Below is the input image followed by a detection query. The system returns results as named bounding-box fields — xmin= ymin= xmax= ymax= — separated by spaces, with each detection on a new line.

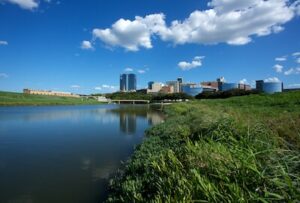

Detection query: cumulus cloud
xmin=70 ymin=85 xmax=80 ymax=89
xmin=292 ymin=52 xmax=300 ymax=63
xmin=0 ymin=73 xmax=8 ymax=78
xmin=89 ymin=0 xmax=297 ymax=51
xmin=273 ymin=64 xmax=284 ymax=73
xmin=178 ymin=56 xmax=204 ymax=71
xmin=292 ymin=52 xmax=300 ymax=57
xmin=275 ymin=57 xmax=287 ymax=61
xmin=81 ymin=40 xmax=93 ymax=50
xmin=264 ymin=77 xmax=281 ymax=82
xmin=0 ymin=41 xmax=8 ymax=45
xmin=94 ymin=87 xmax=102 ymax=90
xmin=284 ymin=67 xmax=300 ymax=75
xmin=4 ymin=0 xmax=38 ymax=10
xmin=124 ymin=68 xmax=133 ymax=72
xmin=92 ymin=13 xmax=167 ymax=51
xmin=239 ymin=78 xmax=248 ymax=84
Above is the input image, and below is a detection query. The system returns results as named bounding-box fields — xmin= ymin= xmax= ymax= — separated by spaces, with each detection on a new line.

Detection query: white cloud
xmin=178 ymin=56 xmax=204 ymax=71
xmin=264 ymin=77 xmax=280 ymax=82
xmin=70 ymin=85 xmax=80 ymax=89
xmin=92 ymin=14 xmax=166 ymax=51
xmin=239 ymin=78 xmax=248 ymax=84
xmin=102 ymin=84 xmax=117 ymax=89
xmin=90 ymin=0 xmax=297 ymax=51
xmin=124 ymin=67 xmax=133 ymax=72
xmin=288 ymin=84 xmax=300 ymax=88
xmin=81 ymin=40 xmax=93 ymax=50
xmin=275 ymin=57 xmax=287 ymax=61
xmin=292 ymin=52 xmax=300 ymax=57
xmin=0 ymin=73 xmax=8 ymax=78
xmin=5 ymin=0 xmax=38 ymax=10
xmin=137 ymin=70 xmax=146 ymax=74
xmin=297 ymin=58 xmax=300 ymax=64
xmin=273 ymin=64 xmax=283 ymax=73
xmin=284 ymin=68 xmax=300 ymax=75
xmin=94 ymin=85 xmax=117 ymax=92
xmin=0 ymin=41 xmax=8 ymax=46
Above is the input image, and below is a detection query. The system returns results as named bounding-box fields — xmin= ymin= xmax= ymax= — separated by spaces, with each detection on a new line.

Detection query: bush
xmin=151 ymin=93 xmax=193 ymax=101
xmin=195 ymin=89 xmax=259 ymax=99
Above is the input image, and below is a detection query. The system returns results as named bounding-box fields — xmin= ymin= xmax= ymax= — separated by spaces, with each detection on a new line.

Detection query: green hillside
xmin=0 ymin=91 xmax=101 ymax=106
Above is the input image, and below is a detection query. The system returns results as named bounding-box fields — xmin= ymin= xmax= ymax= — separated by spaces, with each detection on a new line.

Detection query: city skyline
xmin=1 ymin=0 xmax=300 ymax=94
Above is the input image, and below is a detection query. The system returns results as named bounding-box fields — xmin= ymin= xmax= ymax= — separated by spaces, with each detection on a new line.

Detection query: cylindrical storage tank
xmin=181 ymin=85 xmax=203 ymax=96
xmin=262 ymin=82 xmax=282 ymax=94
xmin=220 ymin=83 xmax=238 ymax=91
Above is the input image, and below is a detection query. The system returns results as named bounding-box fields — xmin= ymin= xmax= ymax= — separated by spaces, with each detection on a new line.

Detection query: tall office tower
xmin=128 ymin=73 xmax=137 ymax=91
xmin=120 ymin=74 xmax=127 ymax=92
xmin=177 ymin=77 xmax=183 ymax=92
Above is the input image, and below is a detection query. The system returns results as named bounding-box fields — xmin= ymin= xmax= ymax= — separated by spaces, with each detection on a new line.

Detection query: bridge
xmin=110 ymin=100 xmax=150 ymax=104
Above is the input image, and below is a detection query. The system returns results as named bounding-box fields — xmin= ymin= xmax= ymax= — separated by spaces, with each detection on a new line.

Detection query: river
xmin=0 ymin=104 xmax=164 ymax=203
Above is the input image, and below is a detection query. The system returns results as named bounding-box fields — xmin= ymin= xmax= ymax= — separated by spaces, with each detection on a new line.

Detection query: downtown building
xmin=120 ymin=73 xmax=137 ymax=92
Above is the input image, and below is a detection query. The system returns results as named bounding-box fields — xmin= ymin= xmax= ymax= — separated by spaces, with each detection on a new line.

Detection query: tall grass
xmin=106 ymin=91 xmax=300 ymax=202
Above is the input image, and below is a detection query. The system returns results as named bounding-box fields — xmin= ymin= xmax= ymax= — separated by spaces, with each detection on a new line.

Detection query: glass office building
xmin=120 ymin=73 xmax=136 ymax=92
xmin=128 ymin=74 xmax=136 ymax=91
xmin=120 ymin=74 xmax=127 ymax=92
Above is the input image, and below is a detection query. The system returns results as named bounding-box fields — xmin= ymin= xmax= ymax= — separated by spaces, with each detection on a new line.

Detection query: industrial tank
xmin=181 ymin=85 xmax=203 ymax=96
xmin=263 ymin=82 xmax=282 ymax=94
xmin=220 ymin=83 xmax=238 ymax=91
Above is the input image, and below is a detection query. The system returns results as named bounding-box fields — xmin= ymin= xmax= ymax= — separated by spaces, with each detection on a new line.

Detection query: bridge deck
xmin=111 ymin=100 xmax=150 ymax=104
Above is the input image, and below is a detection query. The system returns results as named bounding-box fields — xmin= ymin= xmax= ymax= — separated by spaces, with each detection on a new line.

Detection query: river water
xmin=0 ymin=104 xmax=164 ymax=203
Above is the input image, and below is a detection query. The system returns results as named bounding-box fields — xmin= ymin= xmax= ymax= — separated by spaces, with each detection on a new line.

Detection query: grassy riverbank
xmin=0 ymin=91 xmax=101 ymax=106
xmin=107 ymin=91 xmax=300 ymax=202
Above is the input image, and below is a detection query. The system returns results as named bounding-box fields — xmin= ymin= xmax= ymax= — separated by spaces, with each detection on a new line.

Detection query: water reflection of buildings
xmin=120 ymin=112 xmax=137 ymax=134
xmin=116 ymin=107 xmax=164 ymax=135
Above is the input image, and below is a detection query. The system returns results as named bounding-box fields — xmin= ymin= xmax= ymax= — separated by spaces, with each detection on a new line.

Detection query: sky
xmin=0 ymin=0 xmax=300 ymax=94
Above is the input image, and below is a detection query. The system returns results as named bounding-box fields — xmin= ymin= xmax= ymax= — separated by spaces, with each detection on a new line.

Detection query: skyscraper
xmin=128 ymin=73 xmax=136 ymax=91
xmin=120 ymin=74 xmax=127 ymax=92
xmin=119 ymin=73 xmax=137 ymax=92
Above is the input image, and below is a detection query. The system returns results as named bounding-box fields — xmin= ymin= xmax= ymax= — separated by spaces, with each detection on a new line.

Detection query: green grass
xmin=106 ymin=91 xmax=300 ymax=202
xmin=0 ymin=91 xmax=102 ymax=106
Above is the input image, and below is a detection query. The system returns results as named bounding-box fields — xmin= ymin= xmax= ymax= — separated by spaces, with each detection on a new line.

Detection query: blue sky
xmin=0 ymin=0 xmax=300 ymax=94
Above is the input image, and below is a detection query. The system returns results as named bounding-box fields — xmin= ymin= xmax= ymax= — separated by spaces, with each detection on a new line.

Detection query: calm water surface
xmin=0 ymin=104 xmax=164 ymax=203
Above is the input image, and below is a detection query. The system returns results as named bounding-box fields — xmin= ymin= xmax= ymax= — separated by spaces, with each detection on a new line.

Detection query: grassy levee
xmin=0 ymin=91 xmax=101 ymax=106
xmin=107 ymin=91 xmax=300 ymax=202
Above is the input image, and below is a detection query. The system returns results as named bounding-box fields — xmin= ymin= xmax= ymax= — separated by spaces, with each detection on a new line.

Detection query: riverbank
xmin=0 ymin=91 xmax=102 ymax=106
xmin=106 ymin=91 xmax=300 ymax=202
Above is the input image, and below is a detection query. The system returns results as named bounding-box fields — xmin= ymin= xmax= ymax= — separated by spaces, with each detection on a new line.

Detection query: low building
xmin=238 ymin=84 xmax=252 ymax=91
xmin=181 ymin=83 xmax=203 ymax=96
xmin=159 ymin=86 xmax=174 ymax=94
xmin=147 ymin=82 xmax=163 ymax=93
xmin=201 ymin=77 xmax=226 ymax=91
xmin=23 ymin=89 xmax=80 ymax=98
xmin=166 ymin=81 xmax=180 ymax=93
xmin=219 ymin=82 xmax=251 ymax=92
xmin=220 ymin=83 xmax=239 ymax=91
xmin=202 ymin=85 xmax=218 ymax=92
xmin=97 ymin=96 xmax=110 ymax=102
xmin=256 ymin=80 xmax=283 ymax=94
